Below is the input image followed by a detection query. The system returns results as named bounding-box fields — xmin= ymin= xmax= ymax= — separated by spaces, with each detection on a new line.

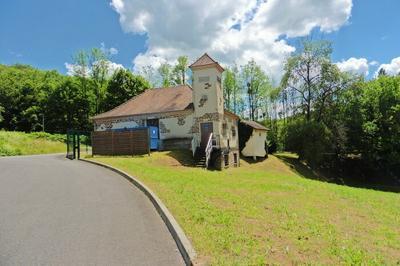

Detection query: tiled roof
xmin=92 ymin=85 xmax=193 ymax=120
xmin=240 ymin=120 xmax=268 ymax=131
xmin=189 ymin=53 xmax=224 ymax=72
xmin=224 ymin=109 xmax=240 ymax=119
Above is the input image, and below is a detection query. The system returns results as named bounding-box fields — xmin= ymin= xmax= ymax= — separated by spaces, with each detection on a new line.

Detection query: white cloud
xmin=65 ymin=60 xmax=125 ymax=77
xmin=369 ymin=60 xmax=379 ymax=66
xmin=377 ymin=57 xmax=400 ymax=76
xmin=336 ymin=57 xmax=369 ymax=76
xmin=65 ymin=62 xmax=90 ymax=77
xmin=109 ymin=47 xmax=119 ymax=55
xmin=101 ymin=42 xmax=119 ymax=56
xmin=110 ymin=0 xmax=353 ymax=80
xmin=104 ymin=61 xmax=125 ymax=75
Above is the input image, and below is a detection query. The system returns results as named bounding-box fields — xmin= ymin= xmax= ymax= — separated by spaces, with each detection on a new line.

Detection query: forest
xmin=0 ymin=40 xmax=399 ymax=180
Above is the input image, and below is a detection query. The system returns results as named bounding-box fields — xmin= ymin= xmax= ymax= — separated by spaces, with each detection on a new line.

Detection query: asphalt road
xmin=0 ymin=154 xmax=184 ymax=265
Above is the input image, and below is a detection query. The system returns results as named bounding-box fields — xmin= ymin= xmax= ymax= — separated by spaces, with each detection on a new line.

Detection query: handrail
xmin=205 ymin=133 xmax=214 ymax=168
xmin=191 ymin=137 xmax=198 ymax=157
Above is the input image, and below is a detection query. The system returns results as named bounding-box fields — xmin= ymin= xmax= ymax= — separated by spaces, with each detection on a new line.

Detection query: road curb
xmin=0 ymin=153 xmax=65 ymax=159
xmin=79 ymin=158 xmax=196 ymax=266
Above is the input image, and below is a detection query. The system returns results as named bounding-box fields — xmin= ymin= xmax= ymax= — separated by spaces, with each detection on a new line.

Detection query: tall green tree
xmin=378 ymin=68 xmax=387 ymax=77
xmin=223 ymin=66 xmax=241 ymax=113
xmin=280 ymin=40 xmax=333 ymax=121
xmin=158 ymin=63 xmax=172 ymax=87
xmin=172 ymin=56 xmax=189 ymax=85
xmin=103 ymin=69 xmax=150 ymax=110
xmin=139 ymin=65 xmax=158 ymax=87
xmin=71 ymin=47 xmax=111 ymax=114
xmin=45 ymin=77 xmax=93 ymax=132
xmin=242 ymin=59 xmax=271 ymax=121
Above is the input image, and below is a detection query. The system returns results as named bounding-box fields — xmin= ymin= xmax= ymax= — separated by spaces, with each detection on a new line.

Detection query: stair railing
xmin=205 ymin=133 xmax=214 ymax=168
xmin=191 ymin=137 xmax=198 ymax=157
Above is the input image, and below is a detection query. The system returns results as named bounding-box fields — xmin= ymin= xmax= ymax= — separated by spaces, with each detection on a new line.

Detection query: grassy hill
xmin=89 ymin=151 xmax=400 ymax=265
xmin=0 ymin=131 xmax=66 ymax=156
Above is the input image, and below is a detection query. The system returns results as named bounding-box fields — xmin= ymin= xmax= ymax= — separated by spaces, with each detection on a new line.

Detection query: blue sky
xmin=1 ymin=0 xmax=399 ymax=78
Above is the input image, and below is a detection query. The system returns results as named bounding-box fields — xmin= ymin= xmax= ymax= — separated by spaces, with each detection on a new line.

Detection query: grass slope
xmin=0 ymin=131 xmax=66 ymax=156
xmin=90 ymin=151 xmax=400 ymax=265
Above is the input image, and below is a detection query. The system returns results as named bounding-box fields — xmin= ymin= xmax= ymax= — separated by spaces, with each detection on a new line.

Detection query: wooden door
xmin=200 ymin=122 xmax=213 ymax=149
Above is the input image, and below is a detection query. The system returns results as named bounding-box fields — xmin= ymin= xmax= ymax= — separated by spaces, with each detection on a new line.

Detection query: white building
xmin=92 ymin=53 xmax=240 ymax=169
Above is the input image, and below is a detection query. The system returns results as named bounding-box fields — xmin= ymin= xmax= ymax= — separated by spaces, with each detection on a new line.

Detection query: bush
xmin=30 ymin=132 xmax=66 ymax=142
xmin=284 ymin=120 xmax=333 ymax=167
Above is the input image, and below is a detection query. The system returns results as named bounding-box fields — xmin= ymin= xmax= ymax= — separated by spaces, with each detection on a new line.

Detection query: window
xmin=199 ymin=76 xmax=210 ymax=83
xmin=231 ymin=126 xmax=236 ymax=137
xmin=233 ymin=153 xmax=238 ymax=166
xmin=222 ymin=123 xmax=227 ymax=136
xmin=217 ymin=76 xmax=221 ymax=83
xmin=224 ymin=154 xmax=229 ymax=166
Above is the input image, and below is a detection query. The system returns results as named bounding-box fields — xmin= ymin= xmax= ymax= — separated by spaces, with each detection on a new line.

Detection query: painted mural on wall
xmin=198 ymin=95 xmax=208 ymax=107
xmin=159 ymin=121 xmax=170 ymax=134
xmin=188 ymin=112 xmax=222 ymax=134
xmin=94 ymin=110 xmax=193 ymax=131
xmin=177 ymin=117 xmax=185 ymax=126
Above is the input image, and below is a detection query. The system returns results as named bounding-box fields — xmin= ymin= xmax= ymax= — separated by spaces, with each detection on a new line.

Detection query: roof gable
xmin=93 ymin=85 xmax=193 ymax=120
xmin=189 ymin=53 xmax=224 ymax=72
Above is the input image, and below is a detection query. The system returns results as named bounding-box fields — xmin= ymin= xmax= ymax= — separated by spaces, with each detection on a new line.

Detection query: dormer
xmin=190 ymin=53 xmax=225 ymax=118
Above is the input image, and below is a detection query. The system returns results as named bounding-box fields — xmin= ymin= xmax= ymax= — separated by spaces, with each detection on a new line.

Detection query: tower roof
xmin=189 ymin=53 xmax=224 ymax=72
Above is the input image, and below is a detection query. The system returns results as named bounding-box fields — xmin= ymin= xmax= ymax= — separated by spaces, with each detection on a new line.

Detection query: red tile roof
xmin=92 ymin=85 xmax=193 ymax=120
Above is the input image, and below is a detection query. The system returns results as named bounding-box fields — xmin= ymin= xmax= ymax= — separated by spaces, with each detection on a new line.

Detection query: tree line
xmin=0 ymin=49 xmax=150 ymax=133
xmin=0 ymin=41 xmax=398 ymax=178
xmin=220 ymin=40 xmax=400 ymax=178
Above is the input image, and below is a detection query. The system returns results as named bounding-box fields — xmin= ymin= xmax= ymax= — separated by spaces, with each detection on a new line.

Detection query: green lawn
xmin=89 ymin=151 xmax=400 ymax=265
xmin=0 ymin=131 xmax=66 ymax=156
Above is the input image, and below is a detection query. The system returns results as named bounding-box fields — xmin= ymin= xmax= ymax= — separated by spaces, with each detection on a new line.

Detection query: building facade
xmin=92 ymin=53 xmax=240 ymax=169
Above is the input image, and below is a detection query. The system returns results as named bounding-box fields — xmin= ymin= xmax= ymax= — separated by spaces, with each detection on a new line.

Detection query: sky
xmin=1 ymin=0 xmax=399 ymax=81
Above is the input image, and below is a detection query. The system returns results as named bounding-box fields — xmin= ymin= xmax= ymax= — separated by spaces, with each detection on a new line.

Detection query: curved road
xmin=0 ymin=154 xmax=184 ymax=265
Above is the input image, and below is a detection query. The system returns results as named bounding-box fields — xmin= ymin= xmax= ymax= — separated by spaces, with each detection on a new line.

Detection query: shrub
xmin=30 ymin=132 xmax=66 ymax=142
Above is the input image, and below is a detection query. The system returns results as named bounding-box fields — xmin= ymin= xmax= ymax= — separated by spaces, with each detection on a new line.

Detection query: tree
xmin=71 ymin=47 xmax=111 ymax=114
xmin=0 ymin=105 xmax=4 ymax=123
xmin=378 ymin=67 xmax=387 ymax=77
xmin=158 ymin=63 xmax=172 ymax=87
xmin=45 ymin=77 xmax=93 ymax=132
xmin=173 ymin=56 xmax=189 ymax=85
xmin=0 ymin=64 xmax=64 ymax=132
xmin=242 ymin=60 xmax=271 ymax=121
xmin=223 ymin=66 xmax=241 ymax=113
xmin=280 ymin=40 xmax=333 ymax=121
xmin=103 ymin=69 xmax=150 ymax=110
xmin=139 ymin=65 xmax=158 ymax=87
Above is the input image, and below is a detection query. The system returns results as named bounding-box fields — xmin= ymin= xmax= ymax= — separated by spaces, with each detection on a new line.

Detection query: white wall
xmin=241 ymin=129 xmax=267 ymax=157
xmin=94 ymin=112 xmax=194 ymax=141
xmin=192 ymin=67 xmax=223 ymax=118
xmin=219 ymin=115 xmax=239 ymax=149
xmin=159 ymin=113 xmax=194 ymax=140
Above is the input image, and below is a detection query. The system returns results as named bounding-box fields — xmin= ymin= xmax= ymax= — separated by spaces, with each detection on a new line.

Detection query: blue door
xmin=149 ymin=126 xmax=159 ymax=150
